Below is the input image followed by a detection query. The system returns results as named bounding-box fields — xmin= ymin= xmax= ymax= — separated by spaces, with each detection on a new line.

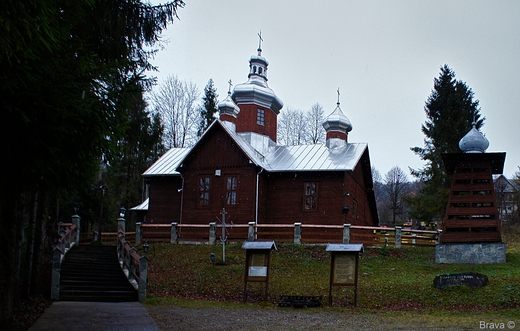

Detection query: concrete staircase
xmin=59 ymin=245 xmax=138 ymax=302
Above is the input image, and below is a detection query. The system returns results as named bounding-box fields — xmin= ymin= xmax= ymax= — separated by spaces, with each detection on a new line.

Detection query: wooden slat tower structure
xmin=440 ymin=123 xmax=506 ymax=244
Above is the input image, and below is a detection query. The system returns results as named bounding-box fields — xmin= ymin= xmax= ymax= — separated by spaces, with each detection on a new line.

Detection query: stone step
xmin=59 ymin=245 xmax=137 ymax=302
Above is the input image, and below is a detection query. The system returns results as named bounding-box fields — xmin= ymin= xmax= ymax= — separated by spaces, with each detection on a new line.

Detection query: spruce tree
xmin=198 ymin=79 xmax=219 ymax=136
xmin=0 ymin=0 xmax=184 ymax=322
xmin=406 ymin=64 xmax=484 ymax=223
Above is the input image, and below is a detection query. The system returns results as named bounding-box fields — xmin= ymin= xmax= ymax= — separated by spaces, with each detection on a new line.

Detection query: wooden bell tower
xmin=441 ymin=153 xmax=506 ymax=243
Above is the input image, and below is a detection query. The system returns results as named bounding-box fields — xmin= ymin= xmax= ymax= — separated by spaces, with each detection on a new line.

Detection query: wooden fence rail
xmin=136 ymin=222 xmax=440 ymax=248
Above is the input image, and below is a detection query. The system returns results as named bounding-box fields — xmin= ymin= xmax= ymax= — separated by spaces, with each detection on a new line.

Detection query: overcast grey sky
xmin=149 ymin=0 xmax=520 ymax=178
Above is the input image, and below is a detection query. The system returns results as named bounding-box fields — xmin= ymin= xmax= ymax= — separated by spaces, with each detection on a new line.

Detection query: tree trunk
xmin=0 ymin=193 xmax=22 ymax=323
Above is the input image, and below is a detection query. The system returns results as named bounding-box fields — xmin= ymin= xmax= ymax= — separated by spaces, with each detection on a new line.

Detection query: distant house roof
xmin=493 ymin=174 xmax=519 ymax=192
xmin=143 ymin=120 xmax=369 ymax=177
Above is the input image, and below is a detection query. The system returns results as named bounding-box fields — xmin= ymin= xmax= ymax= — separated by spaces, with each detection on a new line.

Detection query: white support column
xmin=209 ymin=222 xmax=216 ymax=245
xmin=71 ymin=214 xmax=81 ymax=245
xmin=248 ymin=222 xmax=255 ymax=241
xmin=135 ymin=223 xmax=142 ymax=245
xmin=117 ymin=217 xmax=126 ymax=237
xmin=394 ymin=226 xmax=402 ymax=249
xmin=343 ymin=224 xmax=351 ymax=244
xmin=171 ymin=222 xmax=178 ymax=244
xmin=138 ymin=256 xmax=148 ymax=301
xmin=51 ymin=248 xmax=62 ymax=300
xmin=294 ymin=222 xmax=302 ymax=244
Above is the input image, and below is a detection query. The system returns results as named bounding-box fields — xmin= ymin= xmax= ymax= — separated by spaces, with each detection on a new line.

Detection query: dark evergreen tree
xmin=104 ymin=78 xmax=165 ymax=227
xmin=0 ymin=0 xmax=183 ymax=322
xmin=406 ymin=64 xmax=484 ymax=223
xmin=198 ymin=79 xmax=219 ymax=136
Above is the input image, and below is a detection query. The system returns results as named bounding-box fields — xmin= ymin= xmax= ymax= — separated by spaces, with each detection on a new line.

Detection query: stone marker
xmin=433 ymin=272 xmax=488 ymax=289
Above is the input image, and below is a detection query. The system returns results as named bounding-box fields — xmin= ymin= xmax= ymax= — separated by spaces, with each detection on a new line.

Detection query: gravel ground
xmin=147 ymin=306 xmax=479 ymax=331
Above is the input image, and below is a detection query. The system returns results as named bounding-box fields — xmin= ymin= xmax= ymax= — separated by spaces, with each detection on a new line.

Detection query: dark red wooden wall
xmin=235 ymin=104 xmax=278 ymax=143
xmin=146 ymin=176 xmax=182 ymax=224
xmin=145 ymin=124 xmax=378 ymax=228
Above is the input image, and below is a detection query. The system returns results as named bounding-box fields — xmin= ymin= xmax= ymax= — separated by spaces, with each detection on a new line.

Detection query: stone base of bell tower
xmin=435 ymin=242 xmax=506 ymax=264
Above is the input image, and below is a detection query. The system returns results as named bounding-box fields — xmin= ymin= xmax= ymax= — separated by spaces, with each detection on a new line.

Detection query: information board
xmin=332 ymin=253 xmax=357 ymax=285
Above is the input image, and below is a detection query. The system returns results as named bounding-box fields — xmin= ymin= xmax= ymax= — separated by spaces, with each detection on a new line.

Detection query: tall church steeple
xmin=231 ymin=33 xmax=283 ymax=143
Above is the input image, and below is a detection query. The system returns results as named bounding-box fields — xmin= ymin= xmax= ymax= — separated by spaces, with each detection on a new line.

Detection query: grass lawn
xmin=144 ymin=230 xmax=520 ymax=321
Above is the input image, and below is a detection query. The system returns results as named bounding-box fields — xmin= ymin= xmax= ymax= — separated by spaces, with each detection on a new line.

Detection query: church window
xmin=199 ymin=177 xmax=210 ymax=206
xmin=352 ymin=200 xmax=358 ymax=219
xmin=226 ymin=176 xmax=238 ymax=205
xmin=304 ymin=182 xmax=318 ymax=211
xmin=257 ymin=109 xmax=265 ymax=126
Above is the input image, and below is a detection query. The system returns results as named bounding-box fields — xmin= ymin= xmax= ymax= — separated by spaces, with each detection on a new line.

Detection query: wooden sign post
xmin=242 ymin=241 xmax=277 ymax=302
xmin=326 ymin=243 xmax=364 ymax=306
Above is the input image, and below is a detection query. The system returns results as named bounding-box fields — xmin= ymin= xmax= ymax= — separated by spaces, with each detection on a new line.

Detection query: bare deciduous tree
xmin=278 ymin=108 xmax=307 ymax=146
xmin=151 ymin=75 xmax=200 ymax=148
xmin=307 ymin=103 xmax=326 ymax=144
xmin=384 ymin=166 xmax=410 ymax=225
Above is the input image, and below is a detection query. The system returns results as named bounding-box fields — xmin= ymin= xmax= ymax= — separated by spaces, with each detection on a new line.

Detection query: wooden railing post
xmin=437 ymin=229 xmax=442 ymax=245
xmin=135 ymin=222 xmax=141 ymax=245
xmin=248 ymin=222 xmax=255 ymax=241
xmin=118 ymin=217 xmax=126 ymax=237
xmin=171 ymin=222 xmax=178 ymax=244
xmin=343 ymin=224 xmax=351 ymax=244
xmin=51 ymin=247 xmax=62 ymax=300
xmin=138 ymin=256 xmax=148 ymax=301
xmin=71 ymin=214 xmax=81 ymax=245
xmin=294 ymin=222 xmax=302 ymax=244
xmin=394 ymin=226 xmax=402 ymax=248
xmin=209 ymin=222 xmax=216 ymax=245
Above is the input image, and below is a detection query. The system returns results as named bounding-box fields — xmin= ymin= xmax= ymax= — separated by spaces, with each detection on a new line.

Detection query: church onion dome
xmin=218 ymin=91 xmax=240 ymax=118
xmin=459 ymin=122 xmax=489 ymax=153
xmin=231 ymin=46 xmax=283 ymax=114
xmin=322 ymin=102 xmax=353 ymax=134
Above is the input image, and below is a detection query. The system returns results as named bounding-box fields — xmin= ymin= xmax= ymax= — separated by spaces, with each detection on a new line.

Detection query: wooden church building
xmin=133 ymin=44 xmax=379 ymax=239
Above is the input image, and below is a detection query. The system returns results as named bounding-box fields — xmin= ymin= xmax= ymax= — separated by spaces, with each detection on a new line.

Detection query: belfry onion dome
xmin=458 ymin=122 xmax=489 ymax=153
xmin=231 ymin=44 xmax=283 ymax=114
xmin=218 ymin=90 xmax=240 ymax=118
xmin=322 ymin=100 xmax=353 ymax=134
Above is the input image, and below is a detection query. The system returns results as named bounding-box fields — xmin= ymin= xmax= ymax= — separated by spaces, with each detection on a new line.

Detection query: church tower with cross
xmin=226 ymin=31 xmax=283 ymax=146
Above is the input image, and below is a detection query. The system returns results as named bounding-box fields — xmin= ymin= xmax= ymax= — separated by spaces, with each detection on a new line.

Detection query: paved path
xmin=29 ymin=301 xmax=160 ymax=331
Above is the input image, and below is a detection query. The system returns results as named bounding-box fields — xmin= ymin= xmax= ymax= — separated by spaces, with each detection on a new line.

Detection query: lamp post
xmin=119 ymin=207 xmax=126 ymax=218
xmin=118 ymin=207 xmax=127 ymax=236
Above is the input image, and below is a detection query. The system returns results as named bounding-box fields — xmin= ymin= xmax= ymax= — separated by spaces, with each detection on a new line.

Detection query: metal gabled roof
xmin=142 ymin=119 xmax=368 ymax=177
xmin=264 ymin=143 xmax=367 ymax=172
xmin=142 ymin=147 xmax=190 ymax=177
xmin=219 ymin=121 xmax=269 ymax=167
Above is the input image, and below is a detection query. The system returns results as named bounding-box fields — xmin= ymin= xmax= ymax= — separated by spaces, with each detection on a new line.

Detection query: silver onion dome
xmin=459 ymin=122 xmax=489 ymax=153
xmin=322 ymin=102 xmax=353 ymax=134
xmin=218 ymin=91 xmax=240 ymax=118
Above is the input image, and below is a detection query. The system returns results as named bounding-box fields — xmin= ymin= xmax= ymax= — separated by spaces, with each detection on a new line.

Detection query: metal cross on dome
xmin=337 ymin=88 xmax=341 ymax=105
xmin=257 ymin=30 xmax=263 ymax=54
xmin=227 ymin=79 xmax=233 ymax=94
